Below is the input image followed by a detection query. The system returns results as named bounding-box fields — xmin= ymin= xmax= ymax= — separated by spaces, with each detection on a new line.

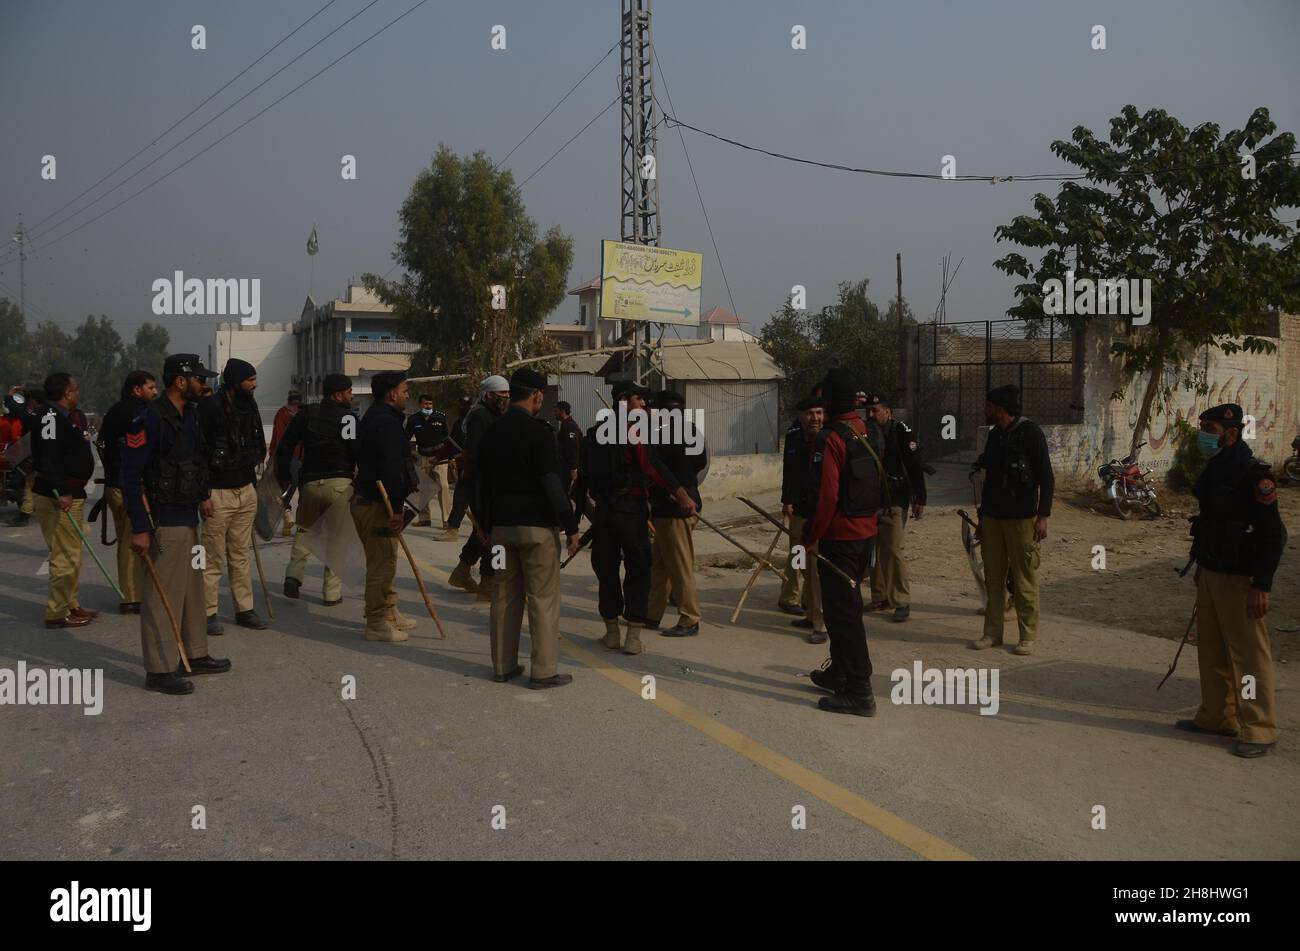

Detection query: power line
xmin=26 ymin=0 xmax=432 ymax=257
xmin=26 ymin=0 xmax=344 ymax=239
xmin=517 ymin=96 xmax=620 ymax=189
xmin=26 ymin=0 xmax=387 ymax=247
xmin=495 ymin=42 xmax=618 ymax=172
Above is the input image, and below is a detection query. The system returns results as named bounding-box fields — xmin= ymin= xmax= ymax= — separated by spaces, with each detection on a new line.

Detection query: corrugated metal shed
xmin=679 ymin=380 xmax=781 ymax=455
xmin=551 ymin=353 xmax=613 ymax=432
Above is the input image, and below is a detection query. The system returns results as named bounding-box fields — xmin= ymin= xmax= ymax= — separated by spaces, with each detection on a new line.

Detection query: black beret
xmin=1198 ymin=403 xmax=1245 ymax=428
xmin=795 ymin=396 xmax=824 ymax=412
xmin=323 ymin=374 xmax=351 ymax=396
xmin=510 ymin=367 xmax=548 ymax=391
xmin=654 ymin=389 xmax=685 ymax=407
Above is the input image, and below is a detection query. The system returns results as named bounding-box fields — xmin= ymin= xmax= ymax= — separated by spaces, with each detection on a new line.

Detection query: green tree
xmin=67 ymin=315 xmax=125 ymax=413
xmin=994 ymin=105 xmax=1300 ymax=457
xmin=362 ymin=146 xmax=574 ymax=389
xmin=0 ymin=299 xmax=29 ymax=389
xmin=27 ymin=321 xmax=73 ymax=388
xmin=122 ymin=322 xmax=171 ymax=379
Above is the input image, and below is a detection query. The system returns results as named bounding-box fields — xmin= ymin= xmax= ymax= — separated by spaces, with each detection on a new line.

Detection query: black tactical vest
xmin=301 ymin=402 xmax=355 ymax=481
xmin=824 ymin=420 xmax=884 ymax=517
xmin=584 ymin=428 xmax=640 ymax=499
xmin=209 ymin=389 xmax=262 ymax=472
xmin=144 ymin=398 xmax=208 ymax=505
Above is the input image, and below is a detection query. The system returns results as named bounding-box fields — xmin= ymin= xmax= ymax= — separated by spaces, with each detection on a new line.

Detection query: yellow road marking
xmin=560 ymin=636 xmax=975 ymax=861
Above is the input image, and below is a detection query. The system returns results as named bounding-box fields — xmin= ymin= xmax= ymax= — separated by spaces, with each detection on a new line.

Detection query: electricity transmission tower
xmin=620 ymin=0 xmax=660 ymax=384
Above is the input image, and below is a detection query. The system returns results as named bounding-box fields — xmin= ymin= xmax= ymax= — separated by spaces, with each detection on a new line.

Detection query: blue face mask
xmin=420 ymin=408 xmax=432 ymax=416
xmin=1197 ymin=431 xmax=1222 ymax=457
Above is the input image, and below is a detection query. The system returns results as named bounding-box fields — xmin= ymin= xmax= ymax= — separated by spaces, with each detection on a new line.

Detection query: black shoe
xmin=892 ymin=605 xmax=911 ymax=622
xmin=528 ymin=673 xmax=574 ymax=690
xmin=206 ymin=615 xmax=224 ymax=636
xmin=809 ymin=665 xmax=844 ymax=693
xmin=235 ymin=610 xmax=268 ymax=630
xmin=145 ymin=672 xmax=194 ymax=695
xmin=179 ymin=655 xmax=231 ymax=675
xmin=322 ymin=598 xmax=342 ymax=607
xmin=283 ymin=578 xmax=301 ymax=599
xmin=808 ymin=630 xmax=828 ymax=645
xmin=1174 ymin=719 xmax=1238 ymax=738
xmin=778 ymin=602 xmax=805 ymax=616
xmin=119 ymin=602 xmax=141 ymax=615
xmin=643 ymin=619 xmax=661 ymax=631
xmin=791 ymin=617 xmax=813 ymax=629
xmin=493 ymin=664 xmax=525 ymax=683
xmin=661 ymin=622 xmax=700 ymax=637
xmin=1233 ymin=740 xmax=1275 ymax=758
xmin=818 ymin=690 xmax=877 ymax=717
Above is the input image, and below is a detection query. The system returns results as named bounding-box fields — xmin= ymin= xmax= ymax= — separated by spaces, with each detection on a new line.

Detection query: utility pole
xmin=12 ymin=216 xmax=26 ymax=321
xmin=620 ymin=0 xmax=659 ymax=385
xmin=896 ymin=252 xmax=906 ymax=408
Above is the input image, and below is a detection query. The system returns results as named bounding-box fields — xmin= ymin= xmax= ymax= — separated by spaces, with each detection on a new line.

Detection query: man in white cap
xmin=446 ymin=375 xmax=510 ymax=600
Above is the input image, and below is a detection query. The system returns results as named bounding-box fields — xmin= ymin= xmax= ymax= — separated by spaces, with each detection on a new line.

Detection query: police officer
xmin=475 ymin=368 xmax=582 ymax=687
xmin=351 ymin=370 xmax=418 ymax=642
xmin=646 ymin=389 xmax=707 ymax=638
xmin=446 ymin=376 xmax=510 ymax=598
xmin=969 ymin=384 xmax=1054 ymax=655
xmin=198 ymin=358 xmax=268 ymax=634
xmin=778 ymin=397 xmax=826 ymax=643
xmin=574 ymin=382 xmax=694 ymax=655
xmin=554 ymin=401 xmax=582 ymax=495
xmin=1179 ymin=403 xmax=1287 ymax=758
xmin=98 ymin=370 xmax=158 ymax=614
xmin=30 ymin=372 xmax=98 ymax=628
xmin=405 ymin=394 xmax=451 ymax=528
xmin=268 ymin=391 xmax=302 ymax=536
xmin=120 ymin=355 xmax=230 ymax=694
xmin=803 ymin=369 xmax=883 ymax=716
xmin=278 ymin=373 xmax=357 ymax=607
xmin=866 ymin=394 xmax=927 ymax=622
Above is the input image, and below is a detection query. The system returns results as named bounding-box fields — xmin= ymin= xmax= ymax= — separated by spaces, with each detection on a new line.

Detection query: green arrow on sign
xmin=650 ymin=306 xmax=691 ymax=318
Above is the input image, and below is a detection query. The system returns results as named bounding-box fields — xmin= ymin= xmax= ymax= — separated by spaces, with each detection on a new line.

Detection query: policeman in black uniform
xmin=865 ymin=394 xmax=927 ymax=622
xmin=1178 ymin=403 xmax=1287 ymax=758
xmin=447 ymin=376 xmax=510 ymax=597
xmin=120 ymin=354 xmax=231 ymax=695
xmin=405 ymin=394 xmax=451 ymax=527
xmin=553 ymin=401 xmax=582 ymax=495
xmin=573 ymin=382 xmax=694 ymax=655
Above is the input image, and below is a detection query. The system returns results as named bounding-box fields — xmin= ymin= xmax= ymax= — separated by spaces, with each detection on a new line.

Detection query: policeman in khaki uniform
xmin=98 ymin=371 xmax=158 ymax=614
xmin=474 ymin=368 xmax=582 ymax=688
xmin=866 ymin=395 xmax=927 ymax=622
xmin=970 ymin=384 xmax=1054 ymax=655
xmin=778 ymin=398 xmax=826 ymax=642
xmin=351 ymin=370 xmax=419 ymax=642
xmin=646 ymin=390 xmax=707 ymax=637
xmin=277 ymin=373 xmax=357 ymax=606
xmin=1178 ymin=403 xmax=1287 ymax=758
xmin=120 ymin=355 xmax=231 ymax=695
xmin=30 ymin=373 xmax=98 ymax=628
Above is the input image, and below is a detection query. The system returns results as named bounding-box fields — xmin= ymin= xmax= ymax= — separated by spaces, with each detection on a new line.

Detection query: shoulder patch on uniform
xmin=1255 ymin=478 xmax=1277 ymax=504
xmin=126 ymin=430 xmax=146 ymax=449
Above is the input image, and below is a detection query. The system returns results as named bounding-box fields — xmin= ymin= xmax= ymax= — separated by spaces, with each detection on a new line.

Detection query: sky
xmin=1 ymin=0 xmax=1298 ymax=360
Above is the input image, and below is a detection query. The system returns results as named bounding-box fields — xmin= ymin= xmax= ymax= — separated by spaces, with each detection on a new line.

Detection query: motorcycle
xmin=1283 ymin=434 xmax=1300 ymax=484
xmin=1098 ymin=441 xmax=1161 ymax=520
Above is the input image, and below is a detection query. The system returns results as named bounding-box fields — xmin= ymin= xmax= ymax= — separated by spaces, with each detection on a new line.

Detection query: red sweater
xmin=803 ymin=412 xmax=879 ymax=545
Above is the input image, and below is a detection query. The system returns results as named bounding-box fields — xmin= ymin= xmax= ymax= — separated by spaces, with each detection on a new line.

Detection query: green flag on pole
xmin=307 ymin=225 xmax=318 ymax=256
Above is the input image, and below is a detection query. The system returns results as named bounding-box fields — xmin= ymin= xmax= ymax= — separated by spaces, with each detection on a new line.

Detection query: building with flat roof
xmin=293 ymin=283 xmax=416 ymax=409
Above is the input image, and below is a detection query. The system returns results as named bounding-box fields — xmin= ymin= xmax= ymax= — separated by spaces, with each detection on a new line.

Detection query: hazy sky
xmin=2 ymin=0 xmax=1297 ymax=359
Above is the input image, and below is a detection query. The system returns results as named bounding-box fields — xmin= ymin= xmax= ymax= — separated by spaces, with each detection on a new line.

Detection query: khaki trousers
xmin=981 ymin=515 xmax=1039 ymax=643
xmin=350 ymin=499 xmax=398 ymax=623
xmin=286 ymin=477 xmax=352 ymax=602
xmin=202 ymin=485 xmax=257 ymax=615
xmin=778 ymin=514 xmax=822 ymax=627
xmin=141 ymin=525 xmax=210 ymax=673
xmin=870 ymin=505 xmax=910 ymax=608
xmin=1193 ymin=568 xmax=1277 ymax=745
xmin=489 ymin=525 xmax=562 ymax=680
xmin=20 ymin=473 xmax=35 ymax=515
xmin=34 ymin=494 xmax=84 ymax=621
xmin=420 ymin=460 xmax=452 ymax=525
xmin=648 ymin=516 xmax=701 ymax=626
xmin=107 ymin=487 xmax=141 ymax=604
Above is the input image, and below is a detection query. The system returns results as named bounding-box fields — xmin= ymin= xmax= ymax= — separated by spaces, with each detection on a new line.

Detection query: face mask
xmin=421 ymin=408 xmax=433 ymax=416
xmin=1197 ymin=431 xmax=1222 ymax=457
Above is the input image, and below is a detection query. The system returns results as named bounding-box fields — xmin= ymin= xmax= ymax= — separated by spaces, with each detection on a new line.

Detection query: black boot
xmin=808 ymin=662 xmax=843 ymax=693
xmin=206 ymin=615 xmax=224 ymax=636
xmin=180 ymin=656 xmax=232 ymax=676
xmin=145 ymin=672 xmax=194 ymax=695
xmin=283 ymin=578 xmax=301 ymax=599
xmin=818 ymin=689 xmax=877 ymax=717
xmin=235 ymin=610 xmax=268 ymax=630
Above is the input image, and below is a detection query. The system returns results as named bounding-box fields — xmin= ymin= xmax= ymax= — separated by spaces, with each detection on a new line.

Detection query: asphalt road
xmin=1 ymin=488 xmax=1296 ymax=860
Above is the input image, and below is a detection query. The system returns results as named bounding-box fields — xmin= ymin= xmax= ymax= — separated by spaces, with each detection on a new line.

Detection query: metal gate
xmin=911 ymin=319 xmax=1081 ymax=462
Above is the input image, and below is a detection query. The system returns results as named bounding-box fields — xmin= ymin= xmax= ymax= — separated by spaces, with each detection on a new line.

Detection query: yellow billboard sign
xmin=599 ymin=240 xmax=703 ymax=326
